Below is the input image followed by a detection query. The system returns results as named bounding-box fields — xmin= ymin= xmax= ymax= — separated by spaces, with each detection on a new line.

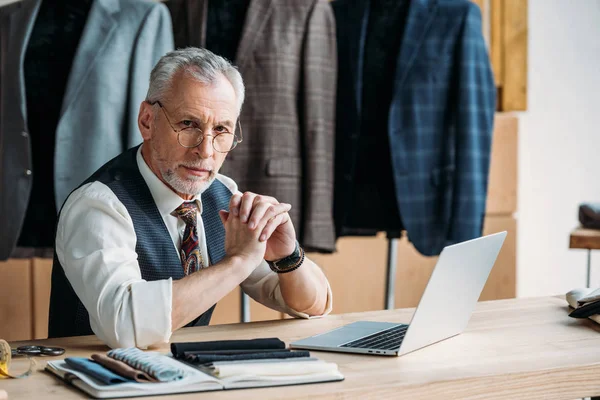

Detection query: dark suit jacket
xmin=167 ymin=0 xmax=337 ymax=253
xmin=333 ymin=0 xmax=496 ymax=256
xmin=0 ymin=0 xmax=173 ymax=260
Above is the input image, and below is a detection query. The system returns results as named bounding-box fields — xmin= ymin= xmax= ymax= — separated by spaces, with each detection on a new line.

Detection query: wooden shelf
xmin=570 ymin=228 xmax=600 ymax=250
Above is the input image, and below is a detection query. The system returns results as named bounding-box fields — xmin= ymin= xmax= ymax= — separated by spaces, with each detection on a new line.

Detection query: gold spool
xmin=0 ymin=339 xmax=35 ymax=379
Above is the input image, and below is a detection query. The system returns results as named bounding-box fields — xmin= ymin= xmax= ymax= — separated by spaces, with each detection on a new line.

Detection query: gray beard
xmin=162 ymin=168 xmax=216 ymax=196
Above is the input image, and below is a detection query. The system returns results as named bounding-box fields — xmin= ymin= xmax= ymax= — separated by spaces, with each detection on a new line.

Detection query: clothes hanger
xmin=0 ymin=0 xmax=24 ymax=8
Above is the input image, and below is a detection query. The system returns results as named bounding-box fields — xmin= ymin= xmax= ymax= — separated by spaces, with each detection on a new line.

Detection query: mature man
xmin=48 ymin=48 xmax=332 ymax=349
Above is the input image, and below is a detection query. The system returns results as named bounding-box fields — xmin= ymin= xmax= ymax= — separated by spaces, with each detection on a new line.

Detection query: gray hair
xmin=145 ymin=47 xmax=245 ymax=115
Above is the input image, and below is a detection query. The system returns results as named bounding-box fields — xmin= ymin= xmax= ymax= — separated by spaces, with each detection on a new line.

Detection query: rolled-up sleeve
xmin=240 ymin=261 xmax=333 ymax=319
xmin=55 ymin=182 xmax=172 ymax=349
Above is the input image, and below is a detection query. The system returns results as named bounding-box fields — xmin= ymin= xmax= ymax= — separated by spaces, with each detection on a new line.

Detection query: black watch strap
xmin=266 ymin=241 xmax=304 ymax=273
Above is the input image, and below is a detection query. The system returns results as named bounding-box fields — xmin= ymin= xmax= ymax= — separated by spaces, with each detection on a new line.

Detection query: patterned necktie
xmin=174 ymin=201 xmax=204 ymax=275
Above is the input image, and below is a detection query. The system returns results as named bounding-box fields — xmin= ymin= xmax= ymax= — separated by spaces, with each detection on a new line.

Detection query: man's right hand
xmin=219 ymin=192 xmax=292 ymax=272
xmin=219 ymin=208 xmax=266 ymax=269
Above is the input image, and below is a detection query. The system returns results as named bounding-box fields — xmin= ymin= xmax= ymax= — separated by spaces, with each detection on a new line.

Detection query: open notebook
xmin=45 ymin=353 xmax=344 ymax=398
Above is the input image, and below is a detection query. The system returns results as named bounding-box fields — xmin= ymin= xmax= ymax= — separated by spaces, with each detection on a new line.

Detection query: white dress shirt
xmin=56 ymin=146 xmax=332 ymax=349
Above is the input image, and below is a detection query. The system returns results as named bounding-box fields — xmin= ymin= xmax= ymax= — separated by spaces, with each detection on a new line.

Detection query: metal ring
xmin=40 ymin=347 xmax=65 ymax=356
xmin=16 ymin=346 xmax=41 ymax=355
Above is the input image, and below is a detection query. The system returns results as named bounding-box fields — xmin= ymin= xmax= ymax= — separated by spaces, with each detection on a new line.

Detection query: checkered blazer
xmin=333 ymin=0 xmax=496 ymax=256
xmin=167 ymin=0 xmax=337 ymax=253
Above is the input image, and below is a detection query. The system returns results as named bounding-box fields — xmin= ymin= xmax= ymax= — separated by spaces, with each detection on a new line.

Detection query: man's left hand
xmin=227 ymin=192 xmax=296 ymax=261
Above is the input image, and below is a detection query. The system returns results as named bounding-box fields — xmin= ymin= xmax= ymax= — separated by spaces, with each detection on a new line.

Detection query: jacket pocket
xmin=266 ymin=157 xmax=301 ymax=178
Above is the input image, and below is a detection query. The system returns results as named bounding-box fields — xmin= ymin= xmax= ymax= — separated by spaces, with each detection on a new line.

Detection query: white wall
xmin=517 ymin=0 xmax=600 ymax=296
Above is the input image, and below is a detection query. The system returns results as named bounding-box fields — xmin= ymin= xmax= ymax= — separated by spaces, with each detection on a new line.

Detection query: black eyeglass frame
xmin=151 ymin=100 xmax=243 ymax=153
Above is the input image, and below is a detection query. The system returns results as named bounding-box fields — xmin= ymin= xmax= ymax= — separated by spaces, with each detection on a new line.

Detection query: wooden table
xmin=570 ymin=227 xmax=600 ymax=286
xmin=2 ymin=296 xmax=600 ymax=399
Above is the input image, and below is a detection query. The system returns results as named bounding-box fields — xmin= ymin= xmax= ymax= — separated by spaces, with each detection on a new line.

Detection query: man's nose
xmin=195 ymin=135 xmax=214 ymax=158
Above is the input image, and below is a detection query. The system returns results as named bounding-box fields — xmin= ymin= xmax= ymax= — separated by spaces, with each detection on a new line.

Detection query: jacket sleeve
xmin=300 ymin=0 xmax=337 ymax=253
xmin=449 ymin=3 xmax=496 ymax=243
xmin=125 ymin=3 xmax=174 ymax=150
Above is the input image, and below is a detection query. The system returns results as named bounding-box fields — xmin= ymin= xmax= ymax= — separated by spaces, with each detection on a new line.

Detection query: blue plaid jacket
xmin=333 ymin=0 xmax=496 ymax=256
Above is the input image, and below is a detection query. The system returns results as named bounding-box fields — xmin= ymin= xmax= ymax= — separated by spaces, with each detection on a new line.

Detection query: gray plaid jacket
xmin=167 ymin=0 xmax=338 ymax=253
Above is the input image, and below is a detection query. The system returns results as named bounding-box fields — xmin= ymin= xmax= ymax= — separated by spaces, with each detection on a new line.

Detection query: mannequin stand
xmin=241 ymin=293 xmax=250 ymax=322
xmin=385 ymin=238 xmax=399 ymax=310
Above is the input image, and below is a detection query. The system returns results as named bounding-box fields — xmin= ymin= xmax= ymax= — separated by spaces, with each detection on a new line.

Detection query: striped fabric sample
xmin=107 ymin=348 xmax=185 ymax=382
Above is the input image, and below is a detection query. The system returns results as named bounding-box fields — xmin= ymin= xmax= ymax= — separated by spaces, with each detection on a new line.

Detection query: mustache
xmin=179 ymin=161 xmax=214 ymax=171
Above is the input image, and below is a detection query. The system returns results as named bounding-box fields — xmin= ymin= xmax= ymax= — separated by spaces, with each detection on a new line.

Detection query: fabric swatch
xmin=107 ymin=348 xmax=185 ymax=382
xmin=91 ymin=353 xmax=158 ymax=383
xmin=64 ymin=357 xmax=131 ymax=385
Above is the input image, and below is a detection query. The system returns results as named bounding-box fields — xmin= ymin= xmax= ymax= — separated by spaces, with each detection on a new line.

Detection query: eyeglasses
xmin=152 ymin=101 xmax=243 ymax=153
xmin=11 ymin=345 xmax=65 ymax=357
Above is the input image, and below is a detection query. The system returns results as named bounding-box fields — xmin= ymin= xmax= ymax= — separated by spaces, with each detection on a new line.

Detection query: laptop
xmin=290 ymin=231 xmax=507 ymax=356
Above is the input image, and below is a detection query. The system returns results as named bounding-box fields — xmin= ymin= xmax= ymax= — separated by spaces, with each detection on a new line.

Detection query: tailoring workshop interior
xmin=0 ymin=0 xmax=597 ymax=346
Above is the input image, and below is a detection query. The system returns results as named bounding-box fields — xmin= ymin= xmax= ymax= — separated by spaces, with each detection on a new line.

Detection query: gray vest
xmin=48 ymin=145 xmax=232 ymax=338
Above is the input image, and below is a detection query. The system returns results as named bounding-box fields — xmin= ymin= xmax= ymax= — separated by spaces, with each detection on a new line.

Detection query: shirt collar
xmin=136 ymin=145 xmax=203 ymax=217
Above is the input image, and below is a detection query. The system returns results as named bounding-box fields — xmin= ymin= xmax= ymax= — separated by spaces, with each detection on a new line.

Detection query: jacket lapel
xmin=235 ymin=0 xmax=274 ymax=68
xmin=395 ymin=0 xmax=438 ymax=89
xmin=176 ymin=0 xmax=267 ymax=68
xmin=15 ymin=0 xmax=41 ymax=124
xmin=59 ymin=0 xmax=119 ymax=118
xmin=355 ymin=0 xmax=369 ymax=113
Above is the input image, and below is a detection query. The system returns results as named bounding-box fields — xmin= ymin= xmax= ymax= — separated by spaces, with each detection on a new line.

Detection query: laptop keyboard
xmin=340 ymin=324 xmax=409 ymax=350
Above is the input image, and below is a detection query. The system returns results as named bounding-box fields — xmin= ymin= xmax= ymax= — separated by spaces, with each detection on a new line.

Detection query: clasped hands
xmin=219 ymin=192 xmax=296 ymax=267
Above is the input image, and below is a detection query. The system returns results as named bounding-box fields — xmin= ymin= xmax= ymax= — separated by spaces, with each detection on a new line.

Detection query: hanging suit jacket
xmin=333 ymin=0 xmax=496 ymax=256
xmin=167 ymin=0 xmax=338 ymax=253
xmin=0 ymin=0 xmax=174 ymax=260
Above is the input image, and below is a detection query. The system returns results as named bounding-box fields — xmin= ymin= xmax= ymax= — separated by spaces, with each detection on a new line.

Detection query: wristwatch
xmin=266 ymin=241 xmax=305 ymax=273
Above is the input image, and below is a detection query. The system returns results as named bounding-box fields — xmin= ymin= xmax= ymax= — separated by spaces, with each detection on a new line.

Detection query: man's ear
xmin=138 ymin=101 xmax=154 ymax=141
